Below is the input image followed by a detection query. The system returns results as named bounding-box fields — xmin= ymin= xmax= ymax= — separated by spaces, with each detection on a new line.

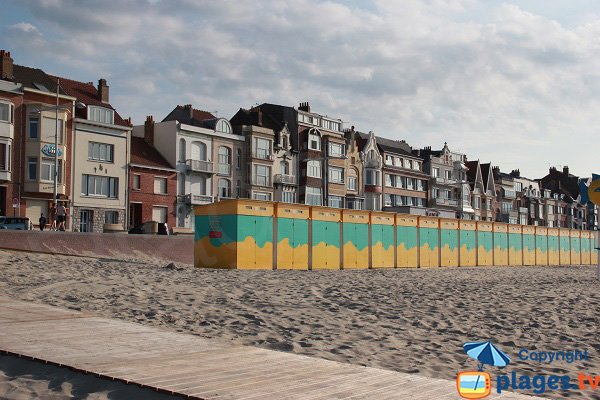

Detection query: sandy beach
xmin=1 ymin=249 xmax=599 ymax=399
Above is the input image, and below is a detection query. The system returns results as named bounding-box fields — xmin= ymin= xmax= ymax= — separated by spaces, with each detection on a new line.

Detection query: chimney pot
xmin=144 ymin=115 xmax=155 ymax=145
xmin=563 ymin=165 xmax=569 ymax=175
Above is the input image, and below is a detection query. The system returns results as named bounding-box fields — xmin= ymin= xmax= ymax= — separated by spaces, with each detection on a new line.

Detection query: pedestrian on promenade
xmin=56 ymin=202 xmax=67 ymax=231
xmin=39 ymin=213 xmax=47 ymax=231
xmin=49 ymin=203 xmax=57 ymax=231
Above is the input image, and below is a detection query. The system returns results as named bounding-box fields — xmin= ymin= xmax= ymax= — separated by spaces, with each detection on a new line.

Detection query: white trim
xmin=129 ymin=163 xmax=176 ymax=172
xmin=178 ymin=122 xmax=244 ymax=142
xmin=23 ymin=87 xmax=76 ymax=101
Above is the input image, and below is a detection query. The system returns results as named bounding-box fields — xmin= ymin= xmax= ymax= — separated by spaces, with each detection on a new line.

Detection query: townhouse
xmin=132 ymin=105 xmax=244 ymax=230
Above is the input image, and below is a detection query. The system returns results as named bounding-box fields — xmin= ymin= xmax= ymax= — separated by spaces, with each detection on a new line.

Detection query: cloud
xmin=4 ymin=0 xmax=600 ymax=177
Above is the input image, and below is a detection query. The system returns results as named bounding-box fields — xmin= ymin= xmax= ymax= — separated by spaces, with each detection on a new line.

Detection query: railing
xmin=182 ymin=194 xmax=213 ymax=205
xmin=274 ymin=174 xmax=296 ymax=185
xmin=434 ymin=177 xmax=456 ymax=185
xmin=250 ymin=152 xmax=273 ymax=161
xmin=185 ymin=159 xmax=213 ymax=173
xmin=248 ymin=176 xmax=272 ymax=187
xmin=217 ymin=163 xmax=231 ymax=175
xmin=519 ymin=207 xmax=528 ymax=213
xmin=434 ymin=198 xmax=457 ymax=206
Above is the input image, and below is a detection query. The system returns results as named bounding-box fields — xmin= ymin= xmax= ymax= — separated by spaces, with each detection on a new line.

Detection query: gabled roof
xmin=52 ymin=76 xmax=130 ymax=127
xmin=480 ymin=163 xmax=495 ymax=193
xmin=356 ymin=132 xmax=421 ymax=159
xmin=162 ymin=104 xmax=216 ymax=127
xmin=465 ymin=160 xmax=485 ymax=191
xmin=230 ymin=103 xmax=299 ymax=150
xmin=130 ymin=137 xmax=174 ymax=170
xmin=13 ymin=64 xmax=64 ymax=94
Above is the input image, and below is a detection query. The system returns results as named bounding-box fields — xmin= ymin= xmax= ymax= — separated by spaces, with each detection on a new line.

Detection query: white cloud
xmin=5 ymin=0 xmax=600 ymax=177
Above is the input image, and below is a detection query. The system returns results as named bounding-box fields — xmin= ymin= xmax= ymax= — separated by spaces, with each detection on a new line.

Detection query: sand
xmin=1 ymin=249 xmax=599 ymax=399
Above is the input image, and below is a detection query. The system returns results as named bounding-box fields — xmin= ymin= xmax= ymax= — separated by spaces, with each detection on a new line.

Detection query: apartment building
xmin=479 ymin=163 xmax=497 ymax=221
xmin=418 ymin=143 xmax=468 ymax=218
xmin=540 ymin=166 xmax=588 ymax=230
xmin=132 ymin=105 xmax=244 ymax=229
xmin=57 ymin=77 xmax=131 ymax=232
xmin=493 ymin=167 xmax=518 ymax=224
xmin=511 ymin=171 xmax=544 ymax=226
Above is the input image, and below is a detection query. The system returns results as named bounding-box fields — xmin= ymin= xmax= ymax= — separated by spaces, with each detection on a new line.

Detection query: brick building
xmin=128 ymin=135 xmax=177 ymax=229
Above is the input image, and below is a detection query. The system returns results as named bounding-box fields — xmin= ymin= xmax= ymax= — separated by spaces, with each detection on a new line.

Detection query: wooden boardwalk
xmin=0 ymin=297 xmax=540 ymax=400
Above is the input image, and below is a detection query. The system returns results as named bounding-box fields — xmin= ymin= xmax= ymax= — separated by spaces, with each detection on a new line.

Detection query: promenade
xmin=0 ymin=297 xmax=541 ymax=399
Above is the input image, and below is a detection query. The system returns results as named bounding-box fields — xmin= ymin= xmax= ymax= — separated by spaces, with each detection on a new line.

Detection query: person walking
xmin=39 ymin=213 xmax=47 ymax=231
xmin=49 ymin=203 xmax=57 ymax=231
xmin=56 ymin=202 xmax=67 ymax=231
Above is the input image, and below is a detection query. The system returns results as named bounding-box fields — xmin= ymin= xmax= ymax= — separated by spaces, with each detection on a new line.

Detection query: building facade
xmin=58 ymin=77 xmax=131 ymax=232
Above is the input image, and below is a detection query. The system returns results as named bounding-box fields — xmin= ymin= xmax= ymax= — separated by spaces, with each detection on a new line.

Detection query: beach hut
xmin=507 ymin=225 xmax=523 ymax=266
xmin=459 ymin=220 xmax=477 ymax=267
xmin=547 ymin=228 xmax=560 ymax=265
xmin=440 ymin=219 xmax=459 ymax=267
xmin=341 ymin=210 xmax=370 ymax=269
xmin=592 ymin=232 xmax=599 ymax=265
xmin=535 ymin=227 xmax=548 ymax=266
xmin=275 ymin=203 xmax=309 ymax=270
xmin=194 ymin=199 xmax=274 ymax=269
xmin=522 ymin=226 xmax=536 ymax=265
xmin=418 ymin=217 xmax=440 ymax=267
xmin=370 ymin=211 xmax=395 ymax=269
xmin=476 ymin=221 xmax=493 ymax=266
xmin=492 ymin=223 xmax=508 ymax=266
xmin=396 ymin=214 xmax=418 ymax=268
xmin=559 ymin=228 xmax=571 ymax=265
xmin=310 ymin=207 xmax=341 ymax=270
xmin=580 ymin=231 xmax=591 ymax=265
xmin=570 ymin=230 xmax=581 ymax=265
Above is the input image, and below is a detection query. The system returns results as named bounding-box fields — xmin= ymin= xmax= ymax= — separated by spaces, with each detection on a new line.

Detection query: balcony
xmin=182 ymin=194 xmax=213 ymax=205
xmin=434 ymin=177 xmax=456 ymax=185
xmin=250 ymin=151 xmax=273 ymax=161
xmin=434 ymin=198 xmax=457 ymax=206
xmin=248 ymin=176 xmax=272 ymax=187
xmin=519 ymin=207 xmax=528 ymax=213
xmin=0 ymin=121 xmax=14 ymax=140
xmin=186 ymin=159 xmax=213 ymax=174
xmin=217 ymin=163 xmax=231 ymax=175
xmin=0 ymin=170 xmax=10 ymax=182
xmin=274 ymin=174 xmax=297 ymax=185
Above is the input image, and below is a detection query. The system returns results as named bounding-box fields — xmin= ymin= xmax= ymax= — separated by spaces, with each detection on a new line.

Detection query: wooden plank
xmin=0 ymin=298 xmax=545 ymax=400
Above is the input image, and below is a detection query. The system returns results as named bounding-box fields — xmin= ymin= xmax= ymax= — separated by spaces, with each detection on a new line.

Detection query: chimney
xmin=183 ymin=104 xmax=193 ymax=119
xmin=144 ymin=115 xmax=154 ymax=145
xmin=492 ymin=166 xmax=500 ymax=177
xmin=563 ymin=165 xmax=569 ymax=175
xmin=298 ymin=102 xmax=311 ymax=112
xmin=98 ymin=78 xmax=109 ymax=103
xmin=510 ymin=169 xmax=520 ymax=178
xmin=0 ymin=50 xmax=14 ymax=80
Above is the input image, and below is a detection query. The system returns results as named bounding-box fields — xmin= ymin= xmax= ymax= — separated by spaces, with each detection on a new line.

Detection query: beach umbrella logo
xmin=456 ymin=342 xmax=510 ymax=399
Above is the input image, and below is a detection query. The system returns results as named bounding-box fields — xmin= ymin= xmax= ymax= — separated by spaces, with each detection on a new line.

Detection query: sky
xmin=1 ymin=0 xmax=599 ymax=179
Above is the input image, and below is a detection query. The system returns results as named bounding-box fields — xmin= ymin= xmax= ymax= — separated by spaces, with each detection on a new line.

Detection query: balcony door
xmin=191 ymin=141 xmax=207 ymax=161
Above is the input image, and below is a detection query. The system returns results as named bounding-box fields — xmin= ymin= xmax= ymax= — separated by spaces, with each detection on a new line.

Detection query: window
xmin=40 ymin=159 xmax=62 ymax=183
xmin=514 ymin=182 xmax=522 ymax=192
xmin=154 ymin=177 xmax=167 ymax=194
xmin=413 ymin=161 xmax=420 ymax=170
xmin=281 ymin=161 xmax=289 ymax=175
xmin=406 ymin=177 xmax=414 ymax=190
xmin=105 ymin=211 xmax=119 ymax=224
xmin=133 ymin=174 xmax=140 ymax=190
xmin=346 ymin=199 xmax=363 ymax=210
xmin=502 ymin=202 xmax=512 ymax=213
xmin=177 ymin=174 xmax=185 ymax=196
xmin=348 ymin=176 xmax=357 ymax=191
xmin=179 ymin=139 xmax=186 ymax=162
xmin=218 ymin=179 xmax=231 ymax=198
xmin=432 ymin=188 xmax=439 ymax=199
xmin=253 ymin=192 xmax=271 ymax=201
xmin=329 ymin=167 xmax=344 ymax=183
xmin=236 ymin=148 xmax=242 ymax=169
xmin=384 ymin=194 xmax=392 ymax=207
xmin=308 ymin=131 xmax=320 ymax=150
xmin=88 ymin=142 xmax=114 ymax=162
xmin=407 ymin=160 xmax=413 ymax=169
xmin=253 ymin=164 xmax=271 ymax=186
xmin=218 ymin=147 xmax=231 ymax=175
xmin=487 ymin=199 xmax=492 ymax=210
xmin=305 ymin=187 xmax=322 ymax=206
xmin=365 ymin=169 xmax=378 ymax=185
xmin=28 ymin=116 xmax=39 ymax=139
xmin=417 ymin=179 xmax=425 ymax=191
xmin=395 ymin=157 xmax=403 ymax=168
xmin=27 ymin=157 xmax=37 ymax=180
xmin=152 ymin=207 xmax=167 ymax=223
xmin=42 ymin=117 xmax=64 ymax=144
xmin=432 ymin=167 xmax=439 ymax=178
xmin=328 ymin=195 xmax=343 ymax=208
xmin=385 ymin=155 xmax=393 ymax=165
xmin=385 ymin=174 xmax=392 ymax=187
xmin=88 ymin=106 xmax=114 ymax=124
xmin=282 ymin=136 xmax=288 ymax=149
xmin=81 ymin=175 xmax=118 ymax=198
xmin=0 ymin=102 xmax=11 ymax=123
xmin=473 ymin=197 xmax=481 ymax=209
xmin=328 ymin=142 xmax=345 ymax=157
xmin=444 ymin=170 xmax=452 ymax=179
xmin=216 ymin=119 xmax=231 ymax=133
xmin=307 ymin=160 xmax=321 ymax=178
xmin=282 ymin=191 xmax=295 ymax=203
xmin=191 ymin=141 xmax=207 ymax=161
xmin=254 ymin=138 xmax=271 ymax=159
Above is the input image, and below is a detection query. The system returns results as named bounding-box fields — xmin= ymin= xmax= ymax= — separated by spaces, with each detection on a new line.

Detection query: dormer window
xmin=308 ymin=129 xmax=320 ymax=150
xmin=216 ymin=119 xmax=232 ymax=133
xmin=88 ymin=106 xmax=114 ymax=124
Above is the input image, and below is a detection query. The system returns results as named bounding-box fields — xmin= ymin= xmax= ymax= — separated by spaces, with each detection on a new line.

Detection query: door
xmin=129 ymin=203 xmax=142 ymax=227
xmin=79 ymin=210 xmax=93 ymax=232
xmin=0 ymin=186 xmax=6 ymax=216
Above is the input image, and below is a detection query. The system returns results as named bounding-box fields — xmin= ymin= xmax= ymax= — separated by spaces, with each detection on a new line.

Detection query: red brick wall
xmin=128 ymin=166 xmax=177 ymax=227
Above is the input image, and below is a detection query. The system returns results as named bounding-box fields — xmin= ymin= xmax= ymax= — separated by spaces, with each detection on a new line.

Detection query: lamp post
xmin=54 ymin=78 xmax=60 ymax=202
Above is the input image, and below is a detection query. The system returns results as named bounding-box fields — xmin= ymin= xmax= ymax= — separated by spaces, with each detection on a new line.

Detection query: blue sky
xmin=1 ymin=0 xmax=599 ymax=179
